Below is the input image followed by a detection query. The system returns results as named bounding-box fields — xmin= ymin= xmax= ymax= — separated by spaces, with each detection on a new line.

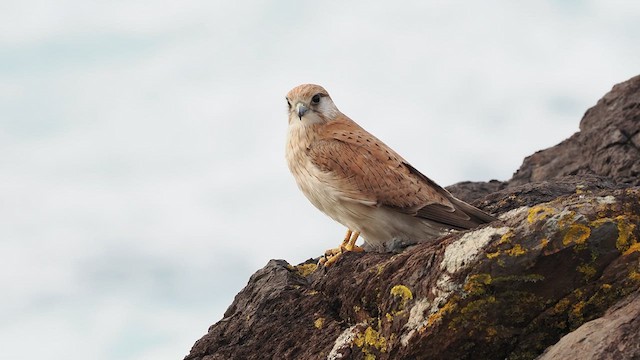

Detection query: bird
xmin=285 ymin=84 xmax=496 ymax=265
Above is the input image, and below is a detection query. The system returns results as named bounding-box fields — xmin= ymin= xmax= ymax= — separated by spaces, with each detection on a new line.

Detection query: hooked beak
xmin=296 ymin=103 xmax=308 ymax=120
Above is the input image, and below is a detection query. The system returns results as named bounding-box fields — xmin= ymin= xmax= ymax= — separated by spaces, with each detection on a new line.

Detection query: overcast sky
xmin=1 ymin=1 xmax=639 ymax=359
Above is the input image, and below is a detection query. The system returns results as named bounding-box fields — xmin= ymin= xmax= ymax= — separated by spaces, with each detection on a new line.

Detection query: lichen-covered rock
xmin=537 ymin=289 xmax=640 ymax=360
xmin=185 ymin=75 xmax=640 ymax=360
xmin=186 ymin=185 xmax=640 ymax=360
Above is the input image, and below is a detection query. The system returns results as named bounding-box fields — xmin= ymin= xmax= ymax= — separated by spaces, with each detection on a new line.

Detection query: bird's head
xmin=285 ymin=84 xmax=340 ymax=125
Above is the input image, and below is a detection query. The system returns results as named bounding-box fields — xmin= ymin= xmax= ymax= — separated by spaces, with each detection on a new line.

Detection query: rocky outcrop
xmin=537 ymin=289 xmax=640 ymax=360
xmin=185 ymin=75 xmax=640 ymax=360
xmin=509 ymin=75 xmax=640 ymax=187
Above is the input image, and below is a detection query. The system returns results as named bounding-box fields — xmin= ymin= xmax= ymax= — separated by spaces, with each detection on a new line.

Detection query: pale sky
xmin=1 ymin=1 xmax=639 ymax=359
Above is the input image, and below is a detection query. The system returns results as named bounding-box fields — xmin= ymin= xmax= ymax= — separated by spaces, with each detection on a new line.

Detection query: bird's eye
xmin=286 ymin=98 xmax=291 ymax=109
xmin=311 ymin=94 xmax=321 ymax=104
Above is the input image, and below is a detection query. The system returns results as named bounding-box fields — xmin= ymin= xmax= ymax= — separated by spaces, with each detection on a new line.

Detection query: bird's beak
xmin=296 ymin=103 xmax=308 ymax=120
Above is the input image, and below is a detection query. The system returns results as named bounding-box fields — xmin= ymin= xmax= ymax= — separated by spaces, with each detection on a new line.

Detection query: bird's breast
xmin=286 ymin=123 xmax=346 ymax=222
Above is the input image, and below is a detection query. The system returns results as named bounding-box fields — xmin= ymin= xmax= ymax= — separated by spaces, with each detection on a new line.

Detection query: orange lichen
xmin=527 ymin=206 xmax=556 ymax=224
xmin=616 ymin=216 xmax=637 ymax=253
xmin=505 ymin=244 xmax=526 ymax=256
xmin=589 ymin=218 xmax=612 ymax=228
xmin=623 ymin=243 xmax=640 ymax=256
xmin=499 ymin=231 xmax=514 ymax=244
xmin=540 ymin=238 xmax=549 ymax=248
xmin=562 ymin=224 xmax=591 ymax=246
xmin=425 ymin=300 xmax=457 ymax=328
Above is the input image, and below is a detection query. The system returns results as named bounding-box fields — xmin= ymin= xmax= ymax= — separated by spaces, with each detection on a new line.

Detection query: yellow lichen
xmin=294 ymin=263 xmax=317 ymax=277
xmin=571 ymin=301 xmax=585 ymax=319
xmin=354 ymin=326 xmax=388 ymax=354
xmin=425 ymin=300 xmax=457 ymax=328
xmin=623 ymin=242 xmax=640 ymax=256
xmin=540 ymin=238 xmax=549 ymax=248
xmin=590 ymin=217 xmax=615 ymax=228
xmin=556 ymin=211 xmax=577 ymax=230
xmin=464 ymin=274 xmax=492 ymax=295
xmin=390 ymin=285 xmax=413 ymax=301
xmin=562 ymin=224 xmax=591 ymax=246
xmin=553 ymin=298 xmax=571 ymax=313
xmin=616 ymin=217 xmax=637 ymax=253
xmin=385 ymin=313 xmax=393 ymax=322
xmin=527 ymin=206 xmax=556 ymax=224
xmin=505 ymin=244 xmax=526 ymax=256
xmin=486 ymin=251 xmax=501 ymax=259
xmin=314 ymin=317 xmax=325 ymax=329
xmin=499 ymin=231 xmax=514 ymax=244
xmin=577 ymin=264 xmax=597 ymax=279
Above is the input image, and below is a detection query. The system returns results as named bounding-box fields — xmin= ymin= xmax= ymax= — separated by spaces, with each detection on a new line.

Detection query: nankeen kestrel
xmin=285 ymin=84 xmax=495 ymax=265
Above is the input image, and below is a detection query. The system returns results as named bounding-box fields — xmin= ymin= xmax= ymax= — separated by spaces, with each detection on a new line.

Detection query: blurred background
xmin=1 ymin=1 xmax=639 ymax=359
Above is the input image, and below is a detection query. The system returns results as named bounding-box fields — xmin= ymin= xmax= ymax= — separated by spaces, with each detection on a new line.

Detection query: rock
xmin=187 ymin=185 xmax=640 ymax=360
xmin=537 ymin=290 xmax=640 ymax=360
xmin=185 ymin=259 xmax=344 ymax=360
xmin=185 ymin=75 xmax=640 ymax=360
xmin=509 ymin=74 xmax=640 ymax=187
xmin=446 ymin=180 xmax=507 ymax=203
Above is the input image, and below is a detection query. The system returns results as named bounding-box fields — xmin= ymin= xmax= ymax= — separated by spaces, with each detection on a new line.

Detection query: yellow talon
xmin=320 ymin=229 xmax=363 ymax=267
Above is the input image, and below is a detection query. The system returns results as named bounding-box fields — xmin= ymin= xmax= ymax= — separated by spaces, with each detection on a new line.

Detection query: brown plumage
xmin=285 ymin=84 xmax=495 ymax=254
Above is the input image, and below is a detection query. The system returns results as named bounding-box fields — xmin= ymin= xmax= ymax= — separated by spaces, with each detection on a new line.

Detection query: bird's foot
xmin=318 ymin=230 xmax=363 ymax=267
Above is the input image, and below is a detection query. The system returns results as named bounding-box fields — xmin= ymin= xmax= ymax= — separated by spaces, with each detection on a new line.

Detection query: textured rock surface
xmin=509 ymin=74 xmax=640 ymax=187
xmin=185 ymin=75 xmax=640 ymax=360
xmin=445 ymin=180 xmax=507 ymax=203
xmin=537 ymin=290 xmax=640 ymax=360
xmin=187 ymin=184 xmax=639 ymax=360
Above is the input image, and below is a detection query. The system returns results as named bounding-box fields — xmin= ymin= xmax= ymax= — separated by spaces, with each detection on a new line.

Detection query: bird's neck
xmin=287 ymin=120 xmax=322 ymax=151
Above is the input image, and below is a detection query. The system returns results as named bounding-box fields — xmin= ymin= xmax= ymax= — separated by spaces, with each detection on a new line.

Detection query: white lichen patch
xmin=430 ymin=274 xmax=458 ymax=313
xmin=545 ymin=210 xmax=586 ymax=229
xmin=399 ymin=273 xmax=465 ymax=346
xmin=327 ymin=323 xmax=363 ymax=360
xmin=440 ymin=226 xmax=510 ymax=274
xmin=596 ymin=195 xmax=617 ymax=205
xmin=400 ymin=297 xmax=431 ymax=346
xmin=498 ymin=206 xmax=529 ymax=221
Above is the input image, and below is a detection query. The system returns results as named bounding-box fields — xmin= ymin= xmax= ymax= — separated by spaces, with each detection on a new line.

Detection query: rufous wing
xmin=307 ymin=118 xmax=495 ymax=230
